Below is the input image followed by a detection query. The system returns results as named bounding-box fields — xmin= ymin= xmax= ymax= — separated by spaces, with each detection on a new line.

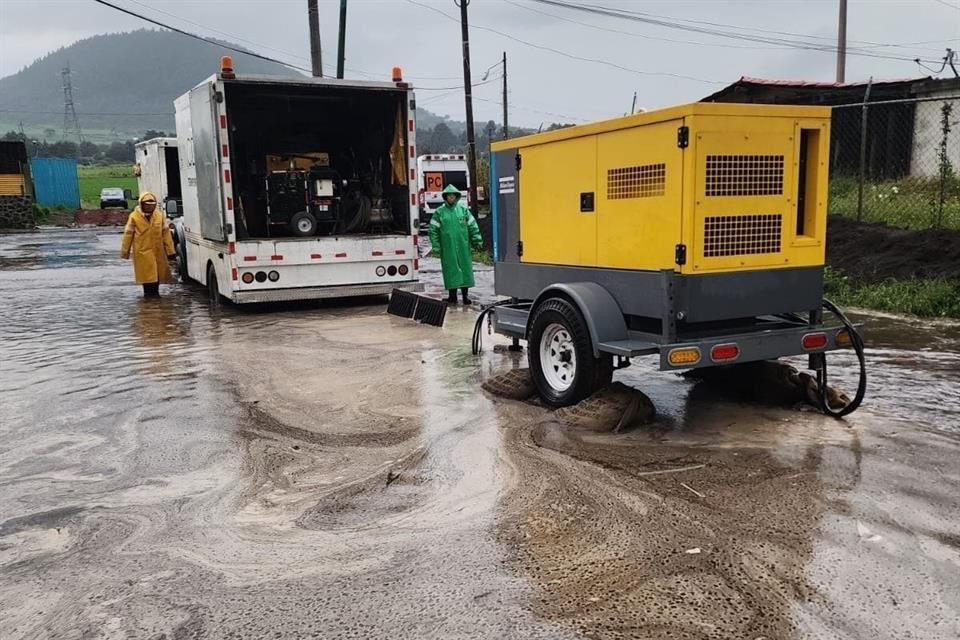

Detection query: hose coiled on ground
xmin=818 ymin=298 xmax=867 ymax=418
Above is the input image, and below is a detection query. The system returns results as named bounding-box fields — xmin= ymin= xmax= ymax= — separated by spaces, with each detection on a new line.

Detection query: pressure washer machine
xmin=481 ymin=102 xmax=865 ymax=416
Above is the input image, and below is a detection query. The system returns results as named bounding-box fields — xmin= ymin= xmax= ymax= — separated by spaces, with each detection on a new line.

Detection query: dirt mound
xmin=74 ymin=209 xmax=128 ymax=226
xmin=827 ymin=215 xmax=960 ymax=283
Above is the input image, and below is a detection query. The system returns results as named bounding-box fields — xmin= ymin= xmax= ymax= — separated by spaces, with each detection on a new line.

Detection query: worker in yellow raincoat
xmin=120 ymin=192 xmax=175 ymax=298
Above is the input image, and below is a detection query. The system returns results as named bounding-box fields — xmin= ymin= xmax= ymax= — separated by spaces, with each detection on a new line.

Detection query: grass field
xmin=829 ymin=175 xmax=960 ymax=230
xmin=824 ymin=267 xmax=960 ymax=318
xmin=78 ymin=164 xmax=138 ymax=209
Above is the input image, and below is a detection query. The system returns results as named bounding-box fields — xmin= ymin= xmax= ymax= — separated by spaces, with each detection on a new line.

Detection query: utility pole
xmin=337 ymin=0 xmax=348 ymax=79
xmin=307 ymin=0 xmax=323 ymax=77
xmin=457 ymin=0 xmax=479 ymax=213
xmin=502 ymin=51 xmax=509 ymax=139
xmin=836 ymin=0 xmax=847 ymax=83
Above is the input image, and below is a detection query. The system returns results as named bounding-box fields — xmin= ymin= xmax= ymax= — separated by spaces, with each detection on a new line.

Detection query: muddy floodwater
xmin=1 ymin=229 xmax=958 ymax=640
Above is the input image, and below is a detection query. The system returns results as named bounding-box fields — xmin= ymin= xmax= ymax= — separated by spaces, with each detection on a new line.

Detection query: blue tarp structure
xmin=30 ymin=157 xmax=80 ymax=208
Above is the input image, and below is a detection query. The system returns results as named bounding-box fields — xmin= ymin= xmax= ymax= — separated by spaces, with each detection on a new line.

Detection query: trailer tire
xmin=289 ymin=211 xmax=317 ymax=237
xmin=528 ymin=297 xmax=612 ymax=407
xmin=207 ymin=263 xmax=221 ymax=306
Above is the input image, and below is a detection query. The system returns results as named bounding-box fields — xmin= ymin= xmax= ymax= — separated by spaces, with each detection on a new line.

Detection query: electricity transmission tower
xmin=61 ymin=64 xmax=84 ymax=144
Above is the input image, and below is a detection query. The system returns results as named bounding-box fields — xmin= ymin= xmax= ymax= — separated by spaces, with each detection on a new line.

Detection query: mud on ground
xmin=827 ymin=215 xmax=960 ymax=282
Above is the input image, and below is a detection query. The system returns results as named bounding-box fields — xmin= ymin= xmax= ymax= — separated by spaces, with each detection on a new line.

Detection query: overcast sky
xmin=1 ymin=0 xmax=957 ymax=127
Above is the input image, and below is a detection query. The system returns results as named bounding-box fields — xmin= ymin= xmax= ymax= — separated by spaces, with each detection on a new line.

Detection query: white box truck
xmin=416 ymin=153 xmax=469 ymax=233
xmin=173 ymin=61 xmax=422 ymax=304
xmin=134 ymin=137 xmax=182 ymax=216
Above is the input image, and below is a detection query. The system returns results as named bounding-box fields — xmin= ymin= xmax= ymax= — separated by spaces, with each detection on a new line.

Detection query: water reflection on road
xmin=0 ymin=229 xmax=957 ymax=639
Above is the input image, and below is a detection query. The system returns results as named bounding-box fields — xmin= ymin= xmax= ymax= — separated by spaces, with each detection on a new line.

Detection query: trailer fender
xmin=530 ymin=282 xmax=627 ymax=357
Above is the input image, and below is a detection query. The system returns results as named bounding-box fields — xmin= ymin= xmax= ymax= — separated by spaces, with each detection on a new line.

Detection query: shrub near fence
xmin=830 ymin=95 xmax=960 ymax=230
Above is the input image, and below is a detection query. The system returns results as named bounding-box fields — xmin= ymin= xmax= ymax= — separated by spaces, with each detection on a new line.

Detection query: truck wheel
xmin=528 ymin=297 xmax=613 ymax=407
xmin=289 ymin=211 xmax=317 ymax=237
xmin=176 ymin=236 xmax=190 ymax=283
xmin=207 ymin=263 xmax=220 ymax=306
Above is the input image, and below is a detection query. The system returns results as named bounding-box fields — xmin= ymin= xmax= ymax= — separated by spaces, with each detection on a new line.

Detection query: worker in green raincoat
xmin=429 ymin=184 xmax=483 ymax=304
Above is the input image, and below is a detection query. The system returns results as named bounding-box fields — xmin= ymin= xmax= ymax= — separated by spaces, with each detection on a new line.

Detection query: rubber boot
xmin=447 ymin=289 xmax=458 ymax=304
xmin=461 ymin=287 xmax=472 ymax=305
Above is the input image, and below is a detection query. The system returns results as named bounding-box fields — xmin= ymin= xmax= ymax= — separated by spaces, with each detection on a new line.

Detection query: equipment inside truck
xmin=225 ymin=82 xmax=411 ymax=240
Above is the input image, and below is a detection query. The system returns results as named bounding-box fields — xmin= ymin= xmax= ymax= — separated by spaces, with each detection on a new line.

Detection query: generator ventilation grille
xmin=607 ymin=163 xmax=666 ymax=199
xmin=705 ymin=155 xmax=784 ymax=196
xmin=703 ymin=214 xmax=782 ymax=257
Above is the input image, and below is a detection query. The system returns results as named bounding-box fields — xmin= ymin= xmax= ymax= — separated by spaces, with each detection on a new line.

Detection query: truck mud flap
xmin=388 ymin=289 xmax=447 ymax=327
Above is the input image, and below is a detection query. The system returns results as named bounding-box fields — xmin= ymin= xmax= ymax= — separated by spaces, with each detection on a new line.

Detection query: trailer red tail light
xmin=242 ymin=272 xmax=254 ymax=284
xmin=802 ymin=333 xmax=828 ymax=350
xmin=398 ymin=265 xmax=409 ymax=276
xmin=710 ymin=344 xmax=740 ymax=362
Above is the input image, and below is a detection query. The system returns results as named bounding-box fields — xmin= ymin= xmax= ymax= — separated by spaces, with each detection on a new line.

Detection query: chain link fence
xmin=830 ymin=95 xmax=959 ymax=230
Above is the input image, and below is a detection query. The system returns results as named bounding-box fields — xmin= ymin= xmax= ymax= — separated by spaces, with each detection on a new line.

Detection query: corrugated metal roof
xmin=0 ymin=174 xmax=26 ymax=196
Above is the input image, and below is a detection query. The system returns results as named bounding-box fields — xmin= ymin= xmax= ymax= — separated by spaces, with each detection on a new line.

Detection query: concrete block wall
xmin=0 ymin=195 xmax=35 ymax=229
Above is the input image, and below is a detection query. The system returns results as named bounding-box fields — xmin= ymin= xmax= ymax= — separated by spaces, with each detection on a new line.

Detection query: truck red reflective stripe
xmin=227 ymin=241 xmax=235 ymax=254
xmin=220 ymin=114 xmax=227 ymax=129
xmin=224 ymin=169 xmax=231 ymax=183
xmin=310 ymin=253 xmax=322 ymax=259
xmin=221 ymin=144 xmax=229 ymax=158
xmin=243 ymin=256 xmax=256 ymax=262
xmin=271 ymin=255 xmax=283 ymax=261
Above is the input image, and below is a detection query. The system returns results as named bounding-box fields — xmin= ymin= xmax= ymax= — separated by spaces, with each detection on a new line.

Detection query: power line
xmin=931 ymin=0 xmax=960 ymax=11
xmin=567 ymin=0 xmax=949 ymax=53
xmin=528 ymin=0 xmax=945 ymax=65
xmin=0 ymin=108 xmax=173 ymax=116
xmin=512 ymin=0 xmax=953 ymax=56
xmin=403 ymin=0 xmax=722 ymax=84
xmin=100 ymin=0 xmax=473 ymax=83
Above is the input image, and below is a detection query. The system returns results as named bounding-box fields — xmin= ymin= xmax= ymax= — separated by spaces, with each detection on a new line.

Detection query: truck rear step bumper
xmin=230 ymin=281 xmax=422 ymax=304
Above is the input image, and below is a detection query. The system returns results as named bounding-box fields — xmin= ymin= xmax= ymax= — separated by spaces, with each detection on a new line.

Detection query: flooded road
xmin=1 ymin=229 xmax=958 ymax=639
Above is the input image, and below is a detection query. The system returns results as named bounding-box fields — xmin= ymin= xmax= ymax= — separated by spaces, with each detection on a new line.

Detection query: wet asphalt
xmin=0 ymin=229 xmax=958 ymax=640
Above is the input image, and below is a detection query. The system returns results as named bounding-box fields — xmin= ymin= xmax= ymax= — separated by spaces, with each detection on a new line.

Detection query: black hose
xmin=472 ymin=300 xmax=512 ymax=355
xmin=817 ymin=298 xmax=867 ymax=418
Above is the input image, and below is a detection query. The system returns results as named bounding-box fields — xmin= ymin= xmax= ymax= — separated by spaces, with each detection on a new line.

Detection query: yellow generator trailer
xmin=486 ymin=102 xmax=865 ymax=414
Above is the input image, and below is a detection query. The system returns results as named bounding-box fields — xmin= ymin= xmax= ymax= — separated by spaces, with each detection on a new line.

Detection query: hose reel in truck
xmin=477 ymin=101 xmax=866 ymax=417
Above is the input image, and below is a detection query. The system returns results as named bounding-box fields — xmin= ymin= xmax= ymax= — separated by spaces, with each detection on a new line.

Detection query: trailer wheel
xmin=528 ymin=297 xmax=613 ymax=407
xmin=289 ymin=211 xmax=317 ymax=237
xmin=207 ymin=263 xmax=220 ymax=306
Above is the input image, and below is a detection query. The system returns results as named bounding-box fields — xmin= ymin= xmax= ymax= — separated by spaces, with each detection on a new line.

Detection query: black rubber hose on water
xmin=818 ymin=298 xmax=867 ymax=418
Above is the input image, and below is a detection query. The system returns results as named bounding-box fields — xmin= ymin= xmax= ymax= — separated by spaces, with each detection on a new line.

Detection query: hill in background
xmin=0 ymin=29 xmax=477 ymax=143
xmin=0 ymin=30 xmax=298 ymax=139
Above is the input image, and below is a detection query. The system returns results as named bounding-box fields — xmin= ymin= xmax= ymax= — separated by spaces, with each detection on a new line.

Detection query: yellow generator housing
xmin=490 ymin=102 xmax=833 ymax=328
xmin=491 ymin=102 xmax=830 ymax=275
